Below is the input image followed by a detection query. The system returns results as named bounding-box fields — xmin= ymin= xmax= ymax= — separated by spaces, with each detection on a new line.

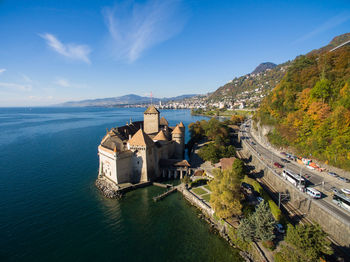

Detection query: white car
xmin=341 ymin=188 xmax=350 ymax=195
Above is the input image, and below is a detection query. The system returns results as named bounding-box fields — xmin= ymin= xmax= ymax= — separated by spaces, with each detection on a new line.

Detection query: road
xmin=239 ymin=119 xmax=350 ymax=225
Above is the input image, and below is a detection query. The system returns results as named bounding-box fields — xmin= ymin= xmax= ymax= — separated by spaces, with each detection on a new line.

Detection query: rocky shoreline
xmin=178 ymin=185 xmax=253 ymax=262
xmin=95 ymin=178 xmax=123 ymax=199
xmin=196 ymin=213 xmax=253 ymax=262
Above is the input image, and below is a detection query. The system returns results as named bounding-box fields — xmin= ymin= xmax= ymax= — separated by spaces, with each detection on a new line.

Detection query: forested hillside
xmin=256 ymin=33 xmax=350 ymax=170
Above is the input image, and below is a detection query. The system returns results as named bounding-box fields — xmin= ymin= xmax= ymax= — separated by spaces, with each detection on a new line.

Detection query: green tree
xmin=237 ymin=215 xmax=255 ymax=242
xmin=231 ymin=158 xmax=245 ymax=180
xmin=275 ymin=224 xmax=333 ymax=262
xmin=254 ymin=201 xmax=275 ymax=241
xmin=237 ymin=201 xmax=275 ymax=242
xmin=310 ymin=79 xmax=332 ymax=103
xmin=198 ymin=143 xmax=221 ymax=163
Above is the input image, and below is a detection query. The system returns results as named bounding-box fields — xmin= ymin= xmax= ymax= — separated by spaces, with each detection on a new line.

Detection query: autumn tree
xmin=209 ymin=166 xmax=243 ymax=219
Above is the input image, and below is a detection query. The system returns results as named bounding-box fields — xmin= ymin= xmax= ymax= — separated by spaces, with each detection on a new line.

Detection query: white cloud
xmin=22 ymin=74 xmax=33 ymax=83
xmin=40 ymin=33 xmax=91 ymax=64
xmin=0 ymin=68 xmax=6 ymax=74
xmin=293 ymin=12 xmax=350 ymax=44
xmin=54 ymin=77 xmax=86 ymax=89
xmin=102 ymin=0 xmax=186 ymax=62
xmin=54 ymin=78 xmax=71 ymax=88
xmin=0 ymin=82 xmax=32 ymax=91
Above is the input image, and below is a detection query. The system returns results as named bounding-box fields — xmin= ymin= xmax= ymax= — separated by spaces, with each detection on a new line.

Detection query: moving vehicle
xmin=274 ymin=162 xmax=283 ymax=168
xmin=306 ymin=187 xmax=321 ymax=199
xmin=337 ymin=176 xmax=350 ymax=183
xmin=330 ymin=187 xmax=338 ymax=194
xmin=282 ymin=169 xmax=305 ymax=189
xmin=328 ymin=172 xmax=338 ymax=177
xmin=333 ymin=192 xmax=350 ymax=212
xmin=342 ymin=188 xmax=350 ymax=195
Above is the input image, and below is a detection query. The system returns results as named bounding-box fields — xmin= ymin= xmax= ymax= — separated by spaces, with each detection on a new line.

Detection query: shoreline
xmin=177 ymin=184 xmax=266 ymax=262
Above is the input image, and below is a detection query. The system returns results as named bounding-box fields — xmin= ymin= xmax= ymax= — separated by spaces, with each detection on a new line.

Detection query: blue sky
xmin=0 ymin=0 xmax=349 ymax=106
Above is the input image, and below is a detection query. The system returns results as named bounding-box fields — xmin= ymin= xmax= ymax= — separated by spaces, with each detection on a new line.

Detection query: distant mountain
xmin=57 ymin=94 xmax=197 ymax=107
xmin=251 ymin=62 xmax=277 ymax=75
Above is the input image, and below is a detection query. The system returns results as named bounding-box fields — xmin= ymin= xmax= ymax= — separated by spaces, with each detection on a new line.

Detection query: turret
xmin=172 ymin=125 xmax=184 ymax=159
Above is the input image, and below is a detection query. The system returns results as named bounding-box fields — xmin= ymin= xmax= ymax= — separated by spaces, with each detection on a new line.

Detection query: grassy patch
xmin=202 ymin=193 xmax=211 ymax=202
xmin=242 ymin=176 xmax=282 ymax=221
xmin=203 ymin=185 xmax=211 ymax=191
xmin=192 ymin=187 xmax=207 ymax=195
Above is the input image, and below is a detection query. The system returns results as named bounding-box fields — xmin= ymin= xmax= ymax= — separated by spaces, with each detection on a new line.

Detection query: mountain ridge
xmin=57 ymin=94 xmax=197 ymax=107
xmin=251 ymin=62 xmax=277 ymax=75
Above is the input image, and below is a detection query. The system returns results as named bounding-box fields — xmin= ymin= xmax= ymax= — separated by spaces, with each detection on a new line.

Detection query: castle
xmin=98 ymin=106 xmax=187 ymax=185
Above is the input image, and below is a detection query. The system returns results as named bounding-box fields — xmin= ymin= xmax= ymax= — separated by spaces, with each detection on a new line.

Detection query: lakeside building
xmin=97 ymin=106 xmax=186 ymax=185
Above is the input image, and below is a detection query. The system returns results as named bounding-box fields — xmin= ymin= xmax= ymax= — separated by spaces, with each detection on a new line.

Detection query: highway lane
xmin=239 ymin=120 xmax=350 ymax=224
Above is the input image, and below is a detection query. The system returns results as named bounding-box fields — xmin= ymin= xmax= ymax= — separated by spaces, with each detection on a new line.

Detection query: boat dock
xmin=153 ymin=186 xmax=178 ymax=202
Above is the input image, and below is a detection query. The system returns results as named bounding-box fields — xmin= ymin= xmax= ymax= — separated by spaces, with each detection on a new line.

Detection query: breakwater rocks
xmin=95 ymin=178 xmax=123 ymax=199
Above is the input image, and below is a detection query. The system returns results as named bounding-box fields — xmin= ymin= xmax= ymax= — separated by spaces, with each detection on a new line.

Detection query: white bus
xmin=333 ymin=192 xmax=350 ymax=212
xmin=282 ymin=169 xmax=305 ymax=189
xmin=306 ymin=187 xmax=321 ymax=199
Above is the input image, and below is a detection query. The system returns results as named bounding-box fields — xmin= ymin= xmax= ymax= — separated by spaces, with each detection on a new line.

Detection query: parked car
xmin=328 ymin=172 xmax=338 ymax=177
xmin=337 ymin=176 xmax=350 ymax=183
xmin=281 ymin=158 xmax=290 ymax=163
xmin=330 ymin=187 xmax=338 ymax=194
xmin=256 ymin=196 xmax=263 ymax=203
xmin=274 ymin=162 xmax=283 ymax=168
xmin=280 ymin=152 xmax=287 ymax=156
xmin=251 ymin=141 xmax=256 ymax=145
xmin=275 ymin=223 xmax=285 ymax=234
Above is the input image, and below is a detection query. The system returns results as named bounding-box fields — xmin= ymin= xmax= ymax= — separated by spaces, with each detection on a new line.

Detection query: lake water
xmin=0 ymin=107 xmax=242 ymax=261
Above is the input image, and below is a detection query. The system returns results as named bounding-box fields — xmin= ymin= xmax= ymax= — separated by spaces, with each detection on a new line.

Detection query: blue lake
xmin=0 ymin=107 xmax=242 ymax=261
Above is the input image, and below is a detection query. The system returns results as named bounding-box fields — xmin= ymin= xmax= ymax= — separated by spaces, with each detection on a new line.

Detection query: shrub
xmin=190 ymin=178 xmax=208 ymax=187
xmin=262 ymin=240 xmax=275 ymax=251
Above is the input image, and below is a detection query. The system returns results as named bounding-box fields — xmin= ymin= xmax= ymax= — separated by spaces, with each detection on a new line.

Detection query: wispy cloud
xmin=54 ymin=78 xmax=71 ymax=88
xmin=54 ymin=77 xmax=86 ymax=89
xmin=0 ymin=82 xmax=32 ymax=91
xmin=102 ymin=0 xmax=187 ymax=62
xmin=293 ymin=12 xmax=350 ymax=44
xmin=0 ymin=68 xmax=6 ymax=75
xmin=22 ymin=74 xmax=33 ymax=83
xmin=40 ymin=33 xmax=91 ymax=64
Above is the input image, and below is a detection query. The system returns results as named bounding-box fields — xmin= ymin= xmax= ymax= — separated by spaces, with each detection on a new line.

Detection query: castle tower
xmin=172 ymin=125 xmax=184 ymax=159
xmin=128 ymin=129 xmax=156 ymax=182
xmin=144 ymin=105 xmax=160 ymax=135
xmin=178 ymin=121 xmax=185 ymax=146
